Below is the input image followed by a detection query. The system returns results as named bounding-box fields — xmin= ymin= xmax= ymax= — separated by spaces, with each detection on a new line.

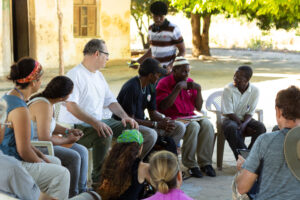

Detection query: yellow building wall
xmin=30 ymin=0 xmax=131 ymax=69
xmin=0 ymin=0 xmax=13 ymax=75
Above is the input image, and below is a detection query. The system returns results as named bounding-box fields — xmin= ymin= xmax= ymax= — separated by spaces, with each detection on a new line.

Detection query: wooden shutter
xmin=83 ymin=0 xmax=95 ymax=5
xmin=73 ymin=1 xmax=97 ymax=37
xmin=74 ymin=0 xmax=83 ymax=5
xmin=87 ymin=6 xmax=96 ymax=36
xmin=73 ymin=6 xmax=80 ymax=36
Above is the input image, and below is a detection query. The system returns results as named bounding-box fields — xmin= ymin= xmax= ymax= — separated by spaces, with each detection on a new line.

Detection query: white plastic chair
xmin=206 ymin=90 xmax=263 ymax=170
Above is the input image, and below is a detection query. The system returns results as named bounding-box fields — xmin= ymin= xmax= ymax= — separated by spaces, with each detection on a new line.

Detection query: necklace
xmin=141 ymin=87 xmax=146 ymax=94
xmin=14 ymin=87 xmax=25 ymax=100
xmin=139 ymin=77 xmax=146 ymax=95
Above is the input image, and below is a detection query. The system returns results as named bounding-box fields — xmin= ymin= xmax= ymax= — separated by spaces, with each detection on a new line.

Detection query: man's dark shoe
xmin=188 ymin=167 xmax=203 ymax=178
xmin=201 ymin=165 xmax=216 ymax=177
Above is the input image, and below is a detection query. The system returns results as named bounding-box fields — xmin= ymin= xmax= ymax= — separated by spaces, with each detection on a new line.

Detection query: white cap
xmin=173 ymin=56 xmax=189 ymax=68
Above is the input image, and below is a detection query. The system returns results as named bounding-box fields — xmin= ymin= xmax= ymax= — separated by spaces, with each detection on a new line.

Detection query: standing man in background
xmin=131 ymin=1 xmax=185 ymax=74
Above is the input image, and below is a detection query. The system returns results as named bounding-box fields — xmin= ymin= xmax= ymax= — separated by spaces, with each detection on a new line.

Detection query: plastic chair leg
xmin=217 ymin=131 xmax=225 ymax=170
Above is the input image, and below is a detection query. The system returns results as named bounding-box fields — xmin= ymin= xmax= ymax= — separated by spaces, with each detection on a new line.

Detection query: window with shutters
xmin=73 ymin=0 xmax=97 ymax=37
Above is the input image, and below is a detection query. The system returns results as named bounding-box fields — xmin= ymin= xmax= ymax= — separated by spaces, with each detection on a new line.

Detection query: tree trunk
xmin=191 ymin=13 xmax=201 ymax=57
xmin=190 ymin=13 xmax=211 ymax=57
xmin=201 ymin=14 xmax=211 ymax=56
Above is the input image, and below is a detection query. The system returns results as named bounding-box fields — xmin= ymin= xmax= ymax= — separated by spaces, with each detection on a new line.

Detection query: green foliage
xmin=170 ymin=0 xmax=300 ymax=30
xmin=240 ymin=0 xmax=300 ymax=30
xmin=169 ymin=0 xmax=240 ymax=17
xmin=248 ymin=37 xmax=273 ymax=50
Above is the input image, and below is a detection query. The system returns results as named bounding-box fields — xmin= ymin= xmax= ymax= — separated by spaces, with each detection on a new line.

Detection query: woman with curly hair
xmin=97 ymin=129 xmax=150 ymax=200
xmin=145 ymin=150 xmax=193 ymax=200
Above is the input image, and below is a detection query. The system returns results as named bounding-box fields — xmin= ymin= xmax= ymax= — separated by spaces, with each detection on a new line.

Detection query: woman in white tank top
xmin=28 ymin=76 xmax=89 ymax=197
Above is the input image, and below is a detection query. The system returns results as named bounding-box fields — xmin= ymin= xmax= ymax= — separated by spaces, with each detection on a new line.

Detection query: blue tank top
xmin=0 ymin=94 xmax=33 ymax=160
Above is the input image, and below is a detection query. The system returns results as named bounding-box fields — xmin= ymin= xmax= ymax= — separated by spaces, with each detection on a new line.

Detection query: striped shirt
xmin=148 ymin=21 xmax=183 ymax=66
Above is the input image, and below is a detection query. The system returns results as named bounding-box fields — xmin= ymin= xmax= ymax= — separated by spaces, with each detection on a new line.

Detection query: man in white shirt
xmin=58 ymin=39 xmax=138 ymax=184
xmin=221 ymin=66 xmax=266 ymax=159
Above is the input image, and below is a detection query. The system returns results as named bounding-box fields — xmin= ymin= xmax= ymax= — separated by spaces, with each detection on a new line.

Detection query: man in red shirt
xmin=156 ymin=57 xmax=216 ymax=177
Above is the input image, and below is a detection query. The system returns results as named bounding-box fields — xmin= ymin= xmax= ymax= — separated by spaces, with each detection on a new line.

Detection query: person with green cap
xmin=97 ymin=129 xmax=150 ymax=200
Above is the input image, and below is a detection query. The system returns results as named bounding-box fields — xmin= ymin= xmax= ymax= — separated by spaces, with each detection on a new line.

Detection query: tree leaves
xmin=169 ymin=0 xmax=300 ymax=30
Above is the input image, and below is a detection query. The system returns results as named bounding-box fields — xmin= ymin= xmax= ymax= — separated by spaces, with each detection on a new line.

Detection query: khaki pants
xmin=181 ymin=119 xmax=214 ymax=168
xmin=22 ymin=155 xmax=70 ymax=200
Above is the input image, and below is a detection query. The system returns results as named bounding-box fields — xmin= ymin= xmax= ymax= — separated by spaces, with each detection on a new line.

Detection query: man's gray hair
xmin=0 ymin=99 xmax=7 ymax=124
xmin=83 ymin=39 xmax=106 ymax=55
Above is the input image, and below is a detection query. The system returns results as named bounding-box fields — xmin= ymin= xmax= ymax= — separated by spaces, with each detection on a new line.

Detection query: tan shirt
xmin=221 ymin=83 xmax=259 ymax=120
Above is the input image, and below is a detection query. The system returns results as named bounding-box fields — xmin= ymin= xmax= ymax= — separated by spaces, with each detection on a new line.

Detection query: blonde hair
xmin=149 ymin=150 xmax=179 ymax=194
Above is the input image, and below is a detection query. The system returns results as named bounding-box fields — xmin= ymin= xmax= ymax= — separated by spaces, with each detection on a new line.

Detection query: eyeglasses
xmin=98 ymin=50 xmax=109 ymax=57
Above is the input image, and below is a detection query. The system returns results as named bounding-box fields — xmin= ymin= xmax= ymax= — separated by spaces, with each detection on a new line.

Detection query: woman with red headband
xmin=0 ymin=57 xmax=70 ymax=200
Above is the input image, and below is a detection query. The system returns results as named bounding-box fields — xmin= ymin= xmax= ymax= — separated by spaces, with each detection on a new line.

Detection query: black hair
xmin=138 ymin=58 xmax=161 ymax=77
xmin=150 ymin=1 xmax=168 ymax=15
xmin=30 ymin=76 xmax=74 ymax=100
xmin=83 ymin=39 xmax=106 ymax=55
xmin=237 ymin=66 xmax=253 ymax=80
xmin=7 ymin=57 xmax=37 ymax=89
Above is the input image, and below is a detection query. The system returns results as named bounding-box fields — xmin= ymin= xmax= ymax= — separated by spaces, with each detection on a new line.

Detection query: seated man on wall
xmin=58 ymin=39 xmax=138 ymax=185
xmin=114 ymin=58 xmax=186 ymax=158
xmin=235 ymin=85 xmax=300 ymax=199
xmin=156 ymin=57 xmax=215 ymax=178
xmin=221 ymin=66 xmax=266 ymax=160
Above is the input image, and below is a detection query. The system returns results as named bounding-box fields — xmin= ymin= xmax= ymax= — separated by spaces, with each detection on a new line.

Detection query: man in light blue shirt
xmin=235 ymin=86 xmax=300 ymax=200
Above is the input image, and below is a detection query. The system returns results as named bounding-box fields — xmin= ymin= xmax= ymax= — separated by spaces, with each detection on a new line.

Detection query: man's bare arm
xmin=108 ymin=102 xmax=139 ymax=129
xmin=66 ymin=101 xmax=113 ymax=137
xmin=66 ymin=102 xmax=98 ymax=126
xmin=225 ymin=113 xmax=242 ymax=125
xmin=158 ymin=83 xmax=183 ymax=110
xmin=236 ymin=169 xmax=258 ymax=194
xmin=192 ymin=82 xmax=203 ymax=111
xmin=137 ymin=49 xmax=152 ymax=64
xmin=176 ymin=42 xmax=185 ymax=57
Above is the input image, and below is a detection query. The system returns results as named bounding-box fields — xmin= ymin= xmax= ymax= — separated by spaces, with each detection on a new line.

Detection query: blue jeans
xmin=54 ymin=143 xmax=88 ymax=197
